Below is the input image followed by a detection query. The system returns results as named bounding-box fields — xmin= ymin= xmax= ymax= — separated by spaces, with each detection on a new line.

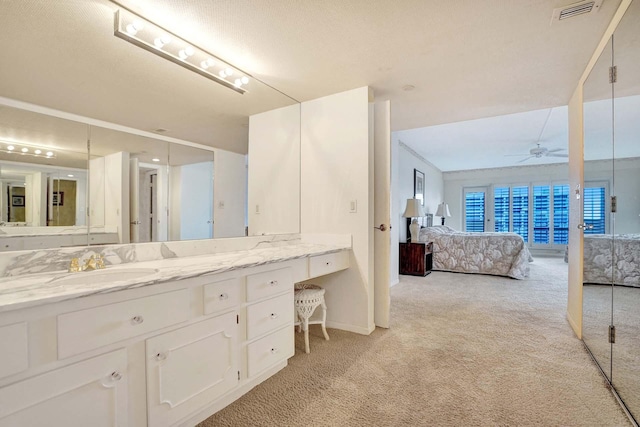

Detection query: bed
xmin=576 ymin=234 xmax=640 ymax=287
xmin=418 ymin=225 xmax=533 ymax=279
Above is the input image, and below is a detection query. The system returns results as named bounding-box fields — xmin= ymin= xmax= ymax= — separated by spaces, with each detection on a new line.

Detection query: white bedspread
xmin=418 ymin=225 xmax=533 ymax=280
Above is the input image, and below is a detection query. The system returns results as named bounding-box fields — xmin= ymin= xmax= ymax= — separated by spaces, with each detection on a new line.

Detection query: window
xmin=584 ymin=187 xmax=606 ymax=234
xmin=494 ymin=187 xmax=510 ymax=232
xmin=553 ymin=185 xmax=569 ymax=244
xmin=533 ymin=186 xmax=550 ymax=244
xmin=512 ymin=186 xmax=529 ymax=243
xmin=465 ymin=191 xmax=485 ymax=232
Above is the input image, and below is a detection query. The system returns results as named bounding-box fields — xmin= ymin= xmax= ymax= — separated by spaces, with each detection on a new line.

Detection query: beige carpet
xmin=199 ymin=257 xmax=631 ymax=426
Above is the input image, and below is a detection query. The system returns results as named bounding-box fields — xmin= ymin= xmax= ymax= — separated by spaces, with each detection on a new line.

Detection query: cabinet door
xmin=146 ymin=313 xmax=238 ymax=427
xmin=0 ymin=349 xmax=127 ymax=427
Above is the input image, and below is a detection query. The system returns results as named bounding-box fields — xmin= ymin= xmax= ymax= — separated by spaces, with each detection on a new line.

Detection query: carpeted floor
xmin=198 ymin=257 xmax=631 ymax=426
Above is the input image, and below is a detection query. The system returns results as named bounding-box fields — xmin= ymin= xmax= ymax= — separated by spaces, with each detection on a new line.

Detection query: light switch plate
xmin=349 ymin=200 xmax=357 ymax=213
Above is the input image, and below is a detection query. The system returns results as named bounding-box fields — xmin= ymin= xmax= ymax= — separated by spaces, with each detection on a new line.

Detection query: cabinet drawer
xmin=203 ymin=278 xmax=240 ymax=315
xmin=0 ymin=322 xmax=28 ymax=380
xmin=246 ymin=326 xmax=293 ymax=378
xmin=246 ymin=292 xmax=293 ymax=340
xmin=246 ymin=268 xmax=292 ymax=302
xmin=58 ymin=289 xmax=189 ymax=359
xmin=0 ymin=349 xmax=127 ymax=424
xmin=308 ymin=251 xmax=349 ymax=278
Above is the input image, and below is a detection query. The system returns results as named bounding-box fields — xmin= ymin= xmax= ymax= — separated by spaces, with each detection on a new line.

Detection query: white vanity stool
xmin=294 ymin=284 xmax=330 ymax=353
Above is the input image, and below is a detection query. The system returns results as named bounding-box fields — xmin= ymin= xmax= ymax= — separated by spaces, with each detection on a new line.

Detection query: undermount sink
xmin=49 ymin=268 xmax=159 ymax=286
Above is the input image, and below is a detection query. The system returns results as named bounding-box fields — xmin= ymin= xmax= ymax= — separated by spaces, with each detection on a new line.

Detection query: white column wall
xmin=89 ymin=157 xmax=105 ymax=227
xmin=248 ymin=104 xmax=300 ymax=235
xmin=301 ymin=86 xmax=374 ymax=335
xmin=213 ymin=149 xmax=247 ymax=238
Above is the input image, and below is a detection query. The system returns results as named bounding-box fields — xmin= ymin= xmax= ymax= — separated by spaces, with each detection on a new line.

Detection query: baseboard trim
xmin=390 ymin=278 xmax=400 ymax=288
xmin=326 ymin=320 xmax=374 ymax=335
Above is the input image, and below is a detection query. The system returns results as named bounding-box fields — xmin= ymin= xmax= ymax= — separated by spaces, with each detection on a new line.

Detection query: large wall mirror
xmin=582 ymin=0 xmax=640 ymax=423
xmin=0 ymin=0 xmax=300 ymax=251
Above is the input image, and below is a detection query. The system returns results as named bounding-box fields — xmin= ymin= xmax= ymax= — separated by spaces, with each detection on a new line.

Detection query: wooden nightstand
xmin=399 ymin=242 xmax=433 ymax=276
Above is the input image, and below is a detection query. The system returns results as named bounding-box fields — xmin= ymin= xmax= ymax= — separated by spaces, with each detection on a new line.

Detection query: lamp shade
xmin=402 ymin=199 xmax=425 ymax=218
xmin=436 ymin=203 xmax=451 ymax=217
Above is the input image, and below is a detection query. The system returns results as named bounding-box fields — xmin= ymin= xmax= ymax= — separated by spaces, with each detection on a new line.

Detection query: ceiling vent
xmin=551 ymin=0 xmax=603 ymax=23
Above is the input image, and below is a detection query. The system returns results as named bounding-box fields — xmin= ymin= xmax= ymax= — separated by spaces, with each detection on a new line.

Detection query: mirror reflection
xmin=582 ymin=0 xmax=640 ymax=422
xmin=0 ymin=105 xmax=89 ymax=251
xmin=0 ymin=0 xmax=300 ymax=251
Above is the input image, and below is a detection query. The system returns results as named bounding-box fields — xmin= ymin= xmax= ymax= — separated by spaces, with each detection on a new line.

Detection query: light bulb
xmin=34 ymin=149 xmax=42 ymax=154
xmin=7 ymin=145 xmax=14 ymax=151
xmin=234 ymin=78 xmax=241 ymax=87
xmin=161 ymin=35 xmax=171 ymax=44
xmin=154 ymin=37 xmax=164 ymax=48
xmin=185 ymin=46 xmax=194 ymax=56
xmin=46 ymin=151 xmax=53 ymax=157
xmin=21 ymin=148 xmax=28 ymax=153
xmin=218 ymin=70 xmax=226 ymax=78
xmin=225 ymin=68 xmax=233 ymax=76
xmin=126 ymin=24 xmax=138 ymax=36
xmin=241 ymin=76 xmax=249 ymax=84
xmin=179 ymin=50 xmax=188 ymax=60
xmin=132 ymin=19 xmax=144 ymax=31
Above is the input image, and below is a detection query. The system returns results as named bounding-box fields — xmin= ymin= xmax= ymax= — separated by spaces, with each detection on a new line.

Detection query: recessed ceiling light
xmin=67 ymin=174 xmax=74 ymax=177
xmin=154 ymin=128 xmax=168 ymax=133
xmin=402 ymin=85 xmax=415 ymax=92
xmin=152 ymin=158 xmax=160 ymax=162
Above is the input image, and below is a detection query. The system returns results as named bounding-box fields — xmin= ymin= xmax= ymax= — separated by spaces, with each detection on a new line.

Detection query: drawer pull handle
xmin=156 ymin=352 xmax=167 ymax=361
xmin=325 ymin=261 xmax=331 ymax=266
xmin=270 ymin=313 xmax=279 ymax=319
xmin=219 ymin=293 xmax=228 ymax=300
xmin=271 ymin=347 xmax=279 ymax=354
xmin=269 ymin=280 xmax=279 ymax=286
xmin=102 ymin=370 xmax=123 ymax=388
xmin=131 ymin=315 xmax=144 ymax=325
xmin=110 ymin=371 xmax=123 ymax=381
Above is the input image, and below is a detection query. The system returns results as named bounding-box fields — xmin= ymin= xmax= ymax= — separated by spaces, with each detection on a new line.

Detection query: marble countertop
xmin=0 ymin=242 xmax=349 ymax=313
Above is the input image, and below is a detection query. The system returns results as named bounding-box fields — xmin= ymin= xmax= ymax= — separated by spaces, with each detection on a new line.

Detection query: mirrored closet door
xmin=582 ymin=1 xmax=640 ymax=423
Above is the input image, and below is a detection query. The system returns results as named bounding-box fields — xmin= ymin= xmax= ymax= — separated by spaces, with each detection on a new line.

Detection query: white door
xmin=180 ymin=162 xmax=214 ymax=240
xmin=374 ymin=101 xmax=392 ymax=328
xmin=129 ymin=158 xmax=140 ymax=243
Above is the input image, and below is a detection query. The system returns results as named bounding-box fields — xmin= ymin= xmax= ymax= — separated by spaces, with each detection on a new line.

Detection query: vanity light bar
xmin=114 ymin=9 xmax=250 ymax=94
xmin=0 ymin=141 xmax=55 ymax=159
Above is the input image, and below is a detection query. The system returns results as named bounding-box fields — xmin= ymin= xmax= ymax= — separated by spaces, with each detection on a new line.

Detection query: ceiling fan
xmin=506 ymin=107 xmax=568 ymax=163
xmin=508 ymin=143 xmax=568 ymax=163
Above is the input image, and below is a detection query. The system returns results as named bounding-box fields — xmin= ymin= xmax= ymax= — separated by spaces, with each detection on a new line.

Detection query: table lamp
xmin=402 ymin=198 xmax=425 ymax=242
xmin=436 ymin=202 xmax=451 ymax=225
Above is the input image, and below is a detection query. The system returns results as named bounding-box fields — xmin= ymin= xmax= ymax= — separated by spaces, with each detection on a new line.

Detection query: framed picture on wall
xmin=11 ymin=195 xmax=25 ymax=207
xmin=414 ymin=169 xmax=425 ymax=205
xmin=52 ymin=191 xmax=64 ymax=206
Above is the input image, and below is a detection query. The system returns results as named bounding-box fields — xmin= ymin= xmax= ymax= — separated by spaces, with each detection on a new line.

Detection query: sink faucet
xmin=68 ymin=254 xmax=106 ymax=272
xmin=83 ymin=254 xmax=106 ymax=271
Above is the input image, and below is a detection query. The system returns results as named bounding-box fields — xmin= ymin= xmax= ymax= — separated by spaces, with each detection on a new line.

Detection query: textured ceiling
xmin=0 ymin=0 xmax=628 ymax=158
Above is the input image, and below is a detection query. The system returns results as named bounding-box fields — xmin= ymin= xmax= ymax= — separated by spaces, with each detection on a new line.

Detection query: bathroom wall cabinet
xmin=0 ymin=250 xmax=349 ymax=426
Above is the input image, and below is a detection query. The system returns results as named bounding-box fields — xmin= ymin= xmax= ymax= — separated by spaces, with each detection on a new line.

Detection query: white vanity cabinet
xmin=0 ymin=248 xmax=349 ymax=426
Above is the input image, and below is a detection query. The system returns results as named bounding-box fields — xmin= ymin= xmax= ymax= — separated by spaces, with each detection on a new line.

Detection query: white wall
xmin=301 ymin=87 xmax=374 ymax=335
xmin=394 ymin=141 xmax=444 ymax=241
xmin=89 ymin=157 xmax=105 ymax=227
xmin=248 ymin=104 xmax=300 ymax=235
xmin=213 ymin=149 xmax=247 ymax=238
